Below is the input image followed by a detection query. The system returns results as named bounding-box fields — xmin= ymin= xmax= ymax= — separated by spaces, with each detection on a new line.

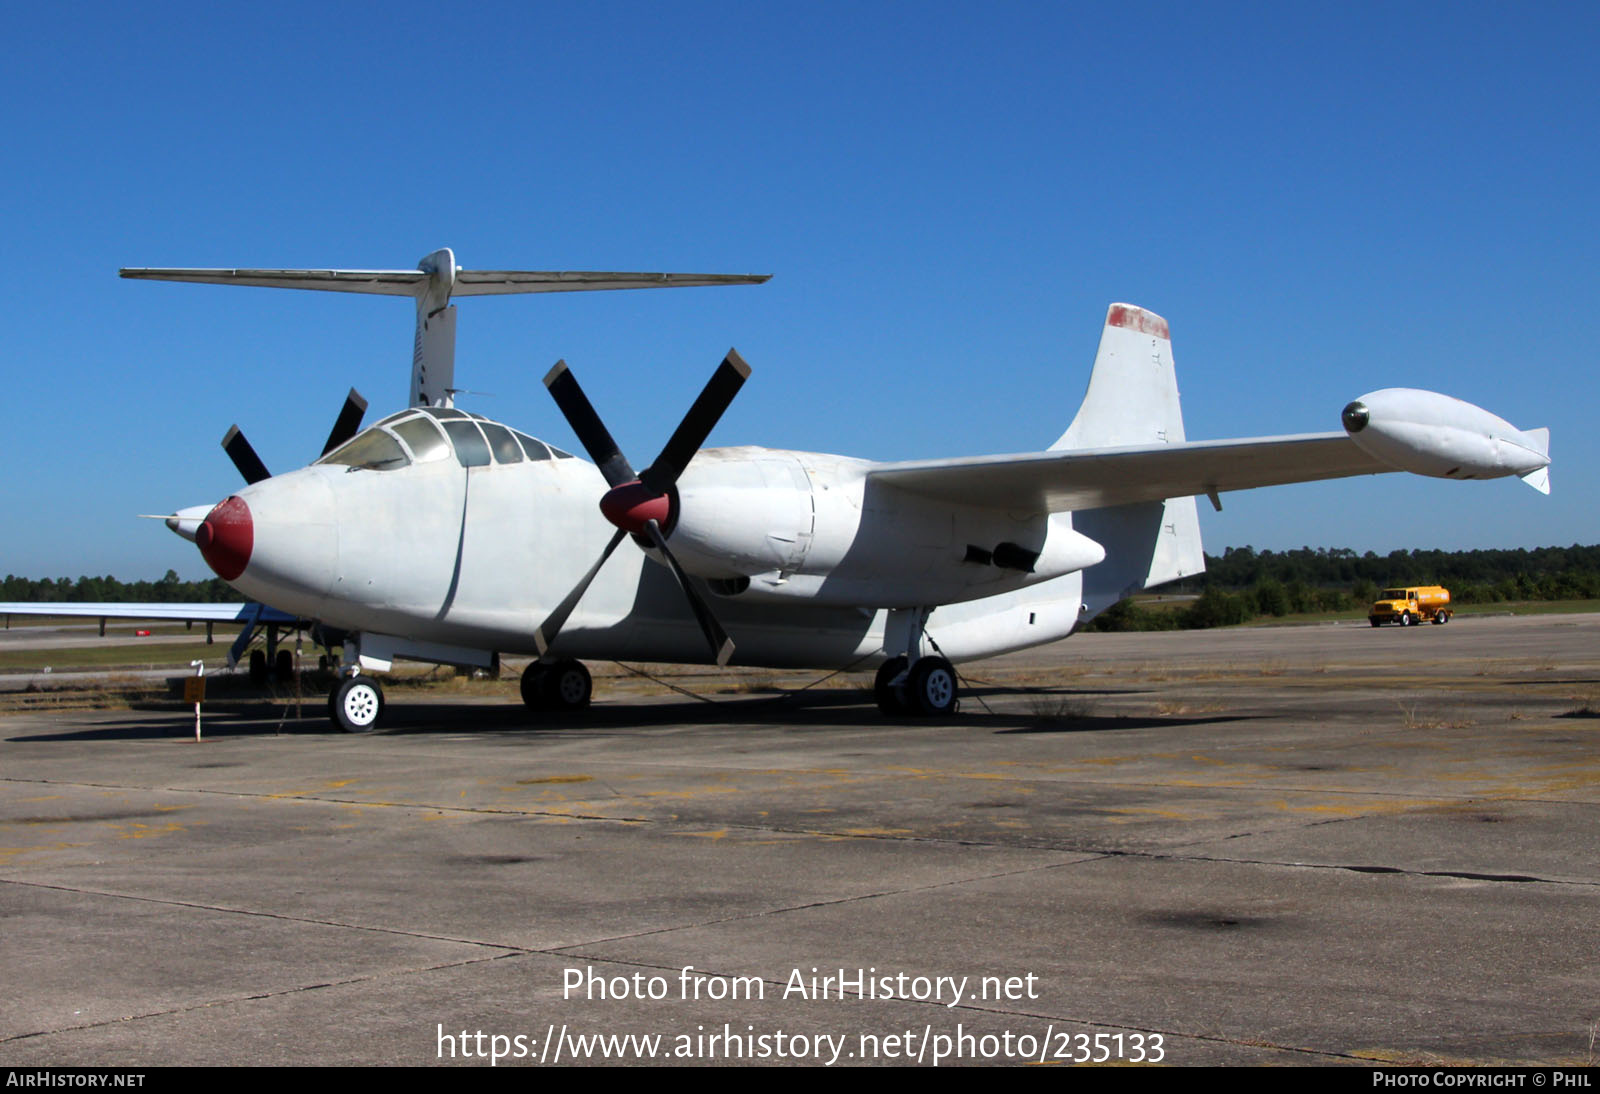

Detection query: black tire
xmin=274 ymin=648 xmax=294 ymax=683
xmin=519 ymin=662 xmax=548 ymax=709
xmin=1400 ymin=612 xmax=1413 ymax=627
xmin=541 ymin=660 xmax=592 ymax=711
xmin=1370 ymin=618 xmax=1382 ymax=627
xmin=874 ymin=656 xmax=908 ymax=715
xmin=1434 ymin=610 xmax=1448 ymax=625
xmin=248 ymin=649 xmax=267 ymax=686
xmin=329 ymin=675 xmax=384 ymax=733
xmin=906 ymin=656 xmax=959 ymax=717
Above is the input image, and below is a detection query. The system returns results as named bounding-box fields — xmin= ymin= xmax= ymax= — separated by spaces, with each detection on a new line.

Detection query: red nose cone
xmin=599 ymin=480 xmax=672 ymax=536
xmin=196 ymin=496 xmax=253 ymax=581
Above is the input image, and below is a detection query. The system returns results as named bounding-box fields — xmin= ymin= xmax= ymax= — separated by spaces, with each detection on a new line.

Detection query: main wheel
xmin=1434 ymin=610 xmax=1448 ymax=625
xmin=248 ymin=648 xmax=267 ymax=685
xmin=274 ymin=648 xmax=294 ymax=683
xmin=542 ymin=660 xmax=592 ymax=711
xmin=874 ymin=656 xmax=908 ymax=715
xmin=906 ymin=656 xmax=958 ymax=717
xmin=329 ymin=675 xmax=384 ymax=733
xmin=519 ymin=662 xmax=548 ymax=709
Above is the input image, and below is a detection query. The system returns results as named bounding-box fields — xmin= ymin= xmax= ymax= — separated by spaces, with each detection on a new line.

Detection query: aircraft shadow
xmin=7 ymin=687 xmax=1253 ymax=741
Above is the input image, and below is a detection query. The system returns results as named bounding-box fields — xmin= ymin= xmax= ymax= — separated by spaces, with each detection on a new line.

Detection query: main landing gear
xmin=873 ymin=606 xmax=960 ymax=717
xmin=520 ymin=659 xmax=593 ymax=712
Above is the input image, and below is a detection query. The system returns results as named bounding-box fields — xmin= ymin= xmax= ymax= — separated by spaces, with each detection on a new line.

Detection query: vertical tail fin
xmin=1058 ymin=305 xmax=1205 ymax=617
xmin=1053 ymin=304 xmax=1186 ymax=450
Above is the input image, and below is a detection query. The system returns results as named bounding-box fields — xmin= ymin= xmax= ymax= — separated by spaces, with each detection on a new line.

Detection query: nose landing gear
xmin=330 ymin=674 xmax=385 ymax=732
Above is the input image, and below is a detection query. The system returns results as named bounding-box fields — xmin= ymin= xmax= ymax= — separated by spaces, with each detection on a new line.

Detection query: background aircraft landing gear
xmin=520 ymin=659 xmax=592 ymax=711
xmin=329 ymin=674 xmax=384 ymax=733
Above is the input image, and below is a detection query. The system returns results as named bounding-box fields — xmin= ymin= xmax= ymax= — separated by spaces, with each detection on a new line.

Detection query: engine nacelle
xmin=668 ymin=448 xmax=1106 ymax=608
xmin=1341 ymin=388 xmax=1549 ymax=489
xmin=667 ymin=449 xmax=816 ymax=580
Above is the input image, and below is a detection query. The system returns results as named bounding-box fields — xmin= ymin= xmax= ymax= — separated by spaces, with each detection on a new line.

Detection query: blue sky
xmin=3 ymin=2 xmax=1596 ymax=580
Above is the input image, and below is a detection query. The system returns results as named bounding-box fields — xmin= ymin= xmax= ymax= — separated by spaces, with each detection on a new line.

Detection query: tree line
xmin=2 ymin=570 xmax=237 ymax=604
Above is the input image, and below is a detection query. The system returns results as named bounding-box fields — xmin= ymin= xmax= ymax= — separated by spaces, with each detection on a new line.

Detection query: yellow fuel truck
xmin=1369 ymin=586 xmax=1452 ymax=627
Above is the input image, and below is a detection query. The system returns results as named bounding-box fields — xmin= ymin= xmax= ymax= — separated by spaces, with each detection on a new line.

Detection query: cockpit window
xmin=479 ymin=422 xmax=524 ymax=464
xmin=442 ymin=419 xmax=492 ymax=467
xmin=320 ymin=427 xmax=410 ymax=471
xmin=420 ymin=406 xmax=471 ymax=421
xmin=393 ymin=416 xmax=451 ymax=463
xmin=512 ymin=430 xmax=550 ymax=461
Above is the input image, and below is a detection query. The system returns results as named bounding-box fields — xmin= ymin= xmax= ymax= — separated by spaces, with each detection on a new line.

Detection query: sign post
xmin=185 ymin=661 xmax=206 ymax=742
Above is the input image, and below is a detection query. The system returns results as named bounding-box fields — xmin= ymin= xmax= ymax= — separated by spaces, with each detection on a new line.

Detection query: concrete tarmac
xmin=3 ymin=612 xmax=1598 ymax=1067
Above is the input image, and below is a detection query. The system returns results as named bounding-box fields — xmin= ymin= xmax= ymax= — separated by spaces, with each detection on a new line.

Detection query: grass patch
xmin=0 ymin=640 xmax=227 ymax=673
xmin=1026 ymin=696 xmax=1097 ymax=723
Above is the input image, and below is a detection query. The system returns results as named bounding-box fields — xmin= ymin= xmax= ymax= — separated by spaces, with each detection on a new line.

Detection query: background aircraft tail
xmin=1054 ymin=304 xmax=1206 ymax=619
xmin=122 ymin=249 xmax=769 ymax=410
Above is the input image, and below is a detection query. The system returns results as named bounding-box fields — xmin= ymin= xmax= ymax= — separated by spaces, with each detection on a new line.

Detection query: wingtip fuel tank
xmin=1341 ymin=388 xmax=1551 ymax=493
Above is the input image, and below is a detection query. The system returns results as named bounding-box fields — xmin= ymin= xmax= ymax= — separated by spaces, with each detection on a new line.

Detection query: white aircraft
xmin=3 ymin=253 xmax=1552 ymax=731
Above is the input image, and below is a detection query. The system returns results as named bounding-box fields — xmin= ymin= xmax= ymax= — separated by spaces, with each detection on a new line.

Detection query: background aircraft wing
xmin=866 ymin=432 xmax=1391 ymax=512
xmin=0 ymin=602 xmax=298 ymax=624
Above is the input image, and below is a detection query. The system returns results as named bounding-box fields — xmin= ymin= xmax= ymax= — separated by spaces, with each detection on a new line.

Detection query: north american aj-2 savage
xmin=5 ymin=250 xmax=1552 ymax=730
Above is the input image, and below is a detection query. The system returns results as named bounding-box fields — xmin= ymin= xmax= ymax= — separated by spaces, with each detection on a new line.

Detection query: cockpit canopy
xmin=316 ymin=406 xmax=576 ymax=472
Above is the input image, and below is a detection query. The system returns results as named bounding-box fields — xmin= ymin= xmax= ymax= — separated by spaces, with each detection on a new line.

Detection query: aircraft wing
xmin=0 ymin=602 xmax=298 ymax=624
xmin=866 ymin=432 xmax=1391 ymax=512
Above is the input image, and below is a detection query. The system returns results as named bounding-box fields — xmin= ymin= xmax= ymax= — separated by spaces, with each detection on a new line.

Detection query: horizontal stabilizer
xmin=121 ymin=267 xmax=771 ymax=296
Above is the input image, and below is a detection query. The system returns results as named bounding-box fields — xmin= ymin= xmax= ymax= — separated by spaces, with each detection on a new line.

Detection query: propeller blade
xmin=543 ymin=359 xmax=637 ymax=489
xmin=639 ymin=349 xmax=750 ymax=493
xmin=533 ymin=528 xmax=629 ymax=656
xmin=320 ymin=387 xmax=369 ymax=456
xmin=642 ymin=520 xmax=735 ymax=667
xmin=220 ymin=425 xmax=271 ymax=484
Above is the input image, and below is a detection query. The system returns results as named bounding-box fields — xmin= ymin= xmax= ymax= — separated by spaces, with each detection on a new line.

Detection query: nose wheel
xmin=329 ymin=674 xmax=385 ymax=732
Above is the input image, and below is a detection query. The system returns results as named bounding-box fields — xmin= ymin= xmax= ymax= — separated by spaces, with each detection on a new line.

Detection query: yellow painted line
xmin=0 ymin=840 xmax=89 ymax=860
xmin=263 ymin=779 xmax=361 ymax=800
xmin=111 ymin=820 xmax=190 ymax=840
